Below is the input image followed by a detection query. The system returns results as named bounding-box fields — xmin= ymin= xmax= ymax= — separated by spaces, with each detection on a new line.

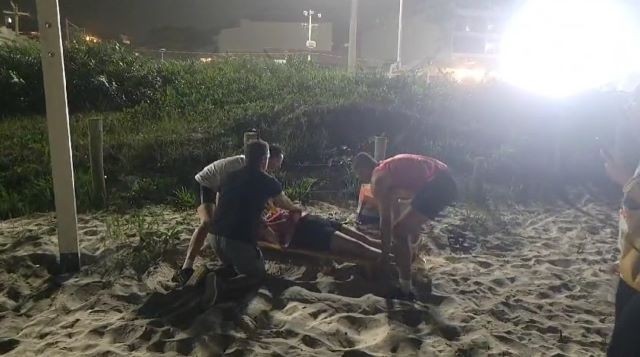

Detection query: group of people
xmin=176 ymin=138 xmax=458 ymax=306
xmin=170 ymin=121 xmax=640 ymax=355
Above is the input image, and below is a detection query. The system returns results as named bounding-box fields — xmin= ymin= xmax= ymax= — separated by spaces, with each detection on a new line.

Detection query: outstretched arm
xmin=372 ymin=174 xmax=393 ymax=260
xmin=602 ymin=152 xmax=640 ymax=204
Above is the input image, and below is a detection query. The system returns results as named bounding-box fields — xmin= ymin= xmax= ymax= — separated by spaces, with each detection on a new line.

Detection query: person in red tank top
xmin=353 ymin=152 xmax=457 ymax=299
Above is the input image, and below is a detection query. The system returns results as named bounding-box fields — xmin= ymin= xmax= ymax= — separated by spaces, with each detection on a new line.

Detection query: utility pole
xmin=396 ymin=0 xmax=404 ymax=71
xmin=36 ymin=0 xmax=80 ymax=272
xmin=3 ymin=1 xmax=30 ymax=35
xmin=302 ymin=9 xmax=321 ymax=61
xmin=348 ymin=0 xmax=358 ymax=73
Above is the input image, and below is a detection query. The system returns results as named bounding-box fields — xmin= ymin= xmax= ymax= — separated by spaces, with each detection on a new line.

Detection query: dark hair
xmin=245 ymin=140 xmax=269 ymax=170
xmin=269 ymin=144 xmax=283 ymax=159
xmin=352 ymin=152 xmax=378 ymax=171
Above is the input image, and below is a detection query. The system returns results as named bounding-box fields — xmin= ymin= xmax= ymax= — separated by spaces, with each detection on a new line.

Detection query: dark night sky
xmin=1 ymin=0 xmax=399 ymax=51
xmin=1 ymin=0 xmax=452 ymax=51
xmin=7 ymin=0 xmax=637 ymax=52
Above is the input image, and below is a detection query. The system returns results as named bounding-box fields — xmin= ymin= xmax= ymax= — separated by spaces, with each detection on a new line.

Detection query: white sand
xmin=0 ymin=197 xmax=619 ymax=356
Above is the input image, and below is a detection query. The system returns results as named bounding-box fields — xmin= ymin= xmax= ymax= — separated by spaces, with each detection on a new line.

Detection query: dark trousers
xmin=608 ymin=278 xmax=640 ymax=357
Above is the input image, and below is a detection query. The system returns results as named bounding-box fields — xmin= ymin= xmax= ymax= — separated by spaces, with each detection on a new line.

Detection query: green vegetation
xmin=100 ymin=210 xmax=182 ymax=276
xmin=0 ymin=40 xmax=634 ymax=219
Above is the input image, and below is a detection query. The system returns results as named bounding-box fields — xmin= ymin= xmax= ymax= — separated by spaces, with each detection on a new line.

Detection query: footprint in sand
xmin=545 ymin=258 xmax=574 ymax=269
xmin=0 ymin=337 xmax=20 ymax=354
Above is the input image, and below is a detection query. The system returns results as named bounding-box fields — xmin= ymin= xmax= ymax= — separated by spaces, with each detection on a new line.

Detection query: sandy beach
xmin=0 ymin=195 xmax=620 ymax=356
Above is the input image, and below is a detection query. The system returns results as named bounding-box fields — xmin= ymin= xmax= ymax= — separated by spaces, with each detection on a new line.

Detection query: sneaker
xmin=200 ymin=272 xmax=219 ymax=308
xmin=177 ymin=268 xmax=194 ymax=286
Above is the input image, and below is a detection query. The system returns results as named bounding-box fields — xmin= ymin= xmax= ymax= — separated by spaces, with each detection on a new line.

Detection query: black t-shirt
xmin=211 ymin=167 xmax=283 ymax=243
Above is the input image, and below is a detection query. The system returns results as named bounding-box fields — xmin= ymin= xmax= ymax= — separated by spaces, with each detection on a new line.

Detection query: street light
xmin=159 ymin=48 xmax=166 ymax=62
xmin=302 ymin=9 xmax=322 ymax=61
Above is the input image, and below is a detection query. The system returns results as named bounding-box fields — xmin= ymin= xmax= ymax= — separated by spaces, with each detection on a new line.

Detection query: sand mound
xmin=0 ymin=197 xmax=618 ymax=356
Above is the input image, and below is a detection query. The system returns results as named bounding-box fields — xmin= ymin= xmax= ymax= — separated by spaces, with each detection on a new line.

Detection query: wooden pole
xmin=89 ymin=118 xmax=106 ymax=207
xmin=243 ymin=131 xmax=258 ymax=145
xmin=347 ymin=0 xmax=358 ymax=73
xmin=36 ymin=0 xmax=80 ymax=272
xmin=65 ymin=17 xmax=69 ymax=44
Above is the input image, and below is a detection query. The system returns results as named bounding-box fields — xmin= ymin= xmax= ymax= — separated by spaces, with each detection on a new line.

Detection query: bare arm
xmin=272 ymin=192 xmax=303 ymax=213
xmin=372 ymin=175 xmax=393 ymax=260
xmin=602 ymin=153 xmax=640 ymax=204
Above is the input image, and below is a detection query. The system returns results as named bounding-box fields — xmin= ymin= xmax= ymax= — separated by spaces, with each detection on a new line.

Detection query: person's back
xmin=195 ymin=155 xmax=246 ymax=191
xmin=212 ymin=166 xmax=282 ymax=243
xmin=373 ymin=154 xmax=448 ymax=193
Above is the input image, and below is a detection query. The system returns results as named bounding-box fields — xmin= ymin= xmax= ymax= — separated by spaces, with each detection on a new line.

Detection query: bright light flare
xmin=500 ymin=0 xmax=640 ymax=98
xmin=449 ymin=67 xmax=486 ymax=83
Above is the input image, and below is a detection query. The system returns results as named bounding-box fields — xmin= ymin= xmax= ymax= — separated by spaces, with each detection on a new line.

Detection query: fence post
xmin=374 ymin=136 xmax=388 ymax=161
xmin=244 ymin=131 xmax=258 ymax=146
xmin=89 ymin=117 xmax=106 ymax=208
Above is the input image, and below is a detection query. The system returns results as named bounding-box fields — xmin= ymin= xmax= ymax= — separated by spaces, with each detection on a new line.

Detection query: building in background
xmin=446 ymin=1 xmax=514 ymax=81
xmin=218 ymin=19 xmax=332 ymax=53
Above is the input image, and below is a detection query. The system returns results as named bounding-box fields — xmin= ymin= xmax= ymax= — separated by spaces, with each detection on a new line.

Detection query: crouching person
xmin=201 ymin=140 xmax=301 ymax=307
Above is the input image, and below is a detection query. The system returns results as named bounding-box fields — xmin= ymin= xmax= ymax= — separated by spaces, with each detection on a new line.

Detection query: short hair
xmin=352 ymin=152 xmax=377 ymax=171
xmin=269 ymin=144 xmax=283 ymax=159
xmin=245 ymin=140 xmax=269 ymax=170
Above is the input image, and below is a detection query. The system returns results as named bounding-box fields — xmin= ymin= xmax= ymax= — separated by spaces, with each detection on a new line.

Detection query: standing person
xmin=177 ymin=145 xmax=284 ymax=284
xmin=352 ymin=153 xmax=457 ymax=298
xmin=201 ymin=140 xmax=302 ymax=307
xmin=604 ymin=92 xmax=640 ymax=356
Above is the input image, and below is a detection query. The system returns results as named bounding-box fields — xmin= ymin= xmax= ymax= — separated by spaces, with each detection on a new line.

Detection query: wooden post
xmin=243 ymin=131 xmax=258 ymax=145
xmin=36 ymin=0 xmax=80 ymax=272
xmin=89 ymin=118 xmax=106 ymax=207
xmin=470 ymin=157 xmax=487 ymax=206
xmin=347 ymin=0 xmax=358 ymax=73
xmin=374 ymin=136 xmax=388 ymax=161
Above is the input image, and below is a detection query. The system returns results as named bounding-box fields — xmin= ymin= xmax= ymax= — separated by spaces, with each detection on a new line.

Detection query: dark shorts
xmin=288 ymin=215 xmax=342 ymax=252
xmin=197 ymin=184 xmax=216 ymax=205
xmin=211 ymin=235 xmax=266 ymax=278
xmin=608 ymin=278 xmax=640 ymax=357
xmin=411 ymin=170 xmax=457 ymax=218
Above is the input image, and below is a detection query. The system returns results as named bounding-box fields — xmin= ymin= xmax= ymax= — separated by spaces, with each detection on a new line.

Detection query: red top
xmin=259 ymin=209 xmax=302 ymax=247
xmin=373 ymin=154 xmax=447 ymax=192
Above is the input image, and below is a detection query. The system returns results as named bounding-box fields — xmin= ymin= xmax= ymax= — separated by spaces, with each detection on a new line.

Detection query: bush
xmin=0 ymin=40 xmax=636 ymax=219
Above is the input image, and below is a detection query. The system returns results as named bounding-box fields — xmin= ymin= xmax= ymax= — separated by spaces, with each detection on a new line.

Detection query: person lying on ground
xmin=352 ymin=152 xmax=457 ymax=299
xmin=258 ymin=209 xmax=382 ymax=261
xmin=200 ymin=140 xmax=302 ymax=308
xmin=178 ymin=144 xmax=285 ymax=284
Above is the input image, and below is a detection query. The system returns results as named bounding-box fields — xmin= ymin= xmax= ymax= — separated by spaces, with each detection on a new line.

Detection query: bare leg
xmin=329 ymin=231 xmax=381 ymax=261
xmin=338 ymin=225 xmax=382 ymax=249
xmin=393 ymin=207 xmax=429 ymax=283
xmin=183 ymin=203 xmax=215 ymax=269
